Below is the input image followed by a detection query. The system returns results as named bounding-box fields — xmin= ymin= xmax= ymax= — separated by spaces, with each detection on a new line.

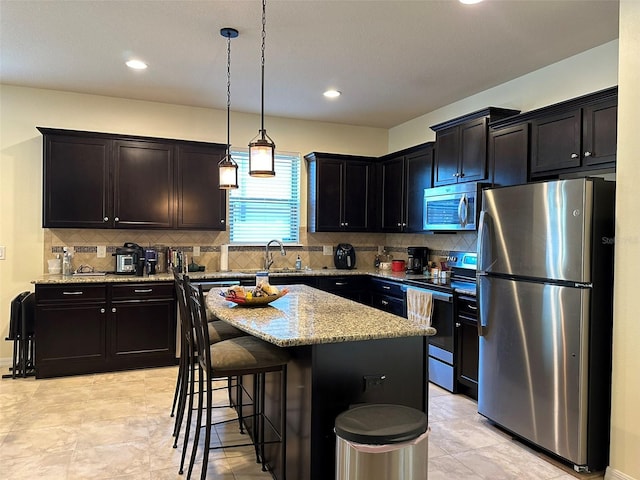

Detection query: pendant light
xmin=248 ymin=0 xmax=276 ymax=177
xmin=218 ymin=27 xmax=239 ymax=189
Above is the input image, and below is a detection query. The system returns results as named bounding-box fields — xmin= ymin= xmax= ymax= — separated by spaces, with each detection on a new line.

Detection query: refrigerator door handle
xmin=478 ymin=210 xmax=489 ymax=271
xmin=477 ymin=273 xmax=487 ymax=337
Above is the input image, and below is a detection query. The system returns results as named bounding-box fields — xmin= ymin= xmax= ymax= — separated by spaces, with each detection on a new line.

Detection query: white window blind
xmin=228 ymin=150 xmax=300 ymax=244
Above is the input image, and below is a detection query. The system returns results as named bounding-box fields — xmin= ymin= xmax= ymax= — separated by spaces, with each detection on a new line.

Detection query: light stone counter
xmin=205 ymin=284 xmax=436 ymax=347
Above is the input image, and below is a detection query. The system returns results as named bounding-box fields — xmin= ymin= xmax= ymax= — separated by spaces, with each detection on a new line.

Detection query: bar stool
xmin=185 ymin=278 xmax=289 ymax=480
xmin=171 ymin=272 xmax=246 ymax=455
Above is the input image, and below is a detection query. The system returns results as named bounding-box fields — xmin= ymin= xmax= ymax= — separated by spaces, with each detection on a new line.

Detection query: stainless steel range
xmin=403 ymin=251 xmax=477 ymax=393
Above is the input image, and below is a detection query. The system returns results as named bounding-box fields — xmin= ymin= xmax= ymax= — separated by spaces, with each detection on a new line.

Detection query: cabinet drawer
xmin=36 ymin=284 xmax=106 ymax=303
xmin=316 ymin=276 xmax=362 ymax=292
xmin=370 ymin=293 xmax=405 ymax=317
xmin=111 ymin=283 xmax=174 ymax=300
xmin=457 ymin=295 xmax=478 ymax=319
xmin=370 ymin=278 xmax=404 ymax=299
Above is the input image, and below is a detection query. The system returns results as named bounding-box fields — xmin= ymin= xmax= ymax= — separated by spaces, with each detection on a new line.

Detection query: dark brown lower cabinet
xmin=35 ymin=282 xmax=176 ymax=378
xmin=455 ymin=295 xmax=479 ymax=399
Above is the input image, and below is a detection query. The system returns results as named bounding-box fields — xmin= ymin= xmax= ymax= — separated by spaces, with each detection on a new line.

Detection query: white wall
xmin=389 ymin=40 xmax=619 ymax=152
xmin=607 ymin=2 xmax=640 ymax=479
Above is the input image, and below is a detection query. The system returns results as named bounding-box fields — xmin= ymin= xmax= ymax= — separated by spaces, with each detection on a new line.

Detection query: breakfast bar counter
xmin=206 ymin=284 xmax=434 ymax=480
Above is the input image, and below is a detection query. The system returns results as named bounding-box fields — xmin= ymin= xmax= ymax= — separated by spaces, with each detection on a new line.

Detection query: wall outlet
xmin=363 ymin=374 xmax=386 ymax=391
xmin=193 ymin=246 xmax=200 ymax=257
xmin=97 ymin=245 xmax=106 ymax=258
xmin=323 ymin=245 xmax=333 ymax=256
xmin=0 ymin=246 xmax=5 ymax=260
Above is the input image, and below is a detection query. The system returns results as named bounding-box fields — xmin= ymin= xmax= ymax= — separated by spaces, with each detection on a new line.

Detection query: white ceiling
xmin=0 ymin=0 xmax=619 ymax=129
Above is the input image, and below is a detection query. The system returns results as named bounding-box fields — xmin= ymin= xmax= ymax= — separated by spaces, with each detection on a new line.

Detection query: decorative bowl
xmin=220 ymin=288 xmax=289 ymax=307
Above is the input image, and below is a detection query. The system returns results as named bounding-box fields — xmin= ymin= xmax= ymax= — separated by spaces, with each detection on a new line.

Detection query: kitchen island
xmin=206 ymin=284 xmax=435 ymax=480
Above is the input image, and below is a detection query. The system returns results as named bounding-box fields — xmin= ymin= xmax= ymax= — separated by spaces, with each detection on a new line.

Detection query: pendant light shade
xmin=249 ymin=132 xmax=275 ymax=177
xmin=219 ymin=27 xmax=239 ymax=190
xmin=249 ymin=0 xmax=276 ymax=177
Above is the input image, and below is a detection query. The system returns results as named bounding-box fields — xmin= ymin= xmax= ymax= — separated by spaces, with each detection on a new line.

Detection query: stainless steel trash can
xmin=335 ymin=404 xmax=429 ymax=480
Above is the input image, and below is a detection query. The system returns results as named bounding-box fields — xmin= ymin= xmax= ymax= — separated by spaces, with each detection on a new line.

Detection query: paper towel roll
xmin=220 ymin=244 xmax=229 ymax=271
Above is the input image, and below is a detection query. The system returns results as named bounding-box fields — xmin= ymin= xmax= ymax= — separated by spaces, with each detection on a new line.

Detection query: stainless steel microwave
xmin=423 ymin=182 xmax=486 ymax=231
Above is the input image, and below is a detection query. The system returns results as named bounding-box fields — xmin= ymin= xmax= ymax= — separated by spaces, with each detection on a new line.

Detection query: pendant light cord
xmin=226 ymin=32 xmax=232 ymax=155
xmin=260 ymin=0 xmax=266 ymax=135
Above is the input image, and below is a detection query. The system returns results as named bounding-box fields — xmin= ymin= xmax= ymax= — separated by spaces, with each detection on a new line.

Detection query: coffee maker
xmin=406 ymin=246 xmax=429 ymax=273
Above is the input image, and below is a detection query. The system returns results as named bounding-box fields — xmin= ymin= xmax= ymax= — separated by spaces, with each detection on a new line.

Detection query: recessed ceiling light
xmin=323 ymin=89 xmax=341 ymax=98
xmin=126 ymin=59 xmax=148 ymax=70
xmin=459 ymin=0 xmax=483 ymax=4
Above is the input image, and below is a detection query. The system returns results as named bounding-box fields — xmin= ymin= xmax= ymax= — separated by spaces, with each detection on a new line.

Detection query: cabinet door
xmin=314 ymin=159 xmax=344 ymax=231
xmin=459 ymin=117 xmax=488 ymax=182
xmin=176 ymin=143 xmax=227 ymax=230
xmin=456 ymin=319 xmax=479 ymax=399
xmin=35 ymin=303 xmax=107 ymax=377
xmin=379 ymin=156 xmax=405 ymax=232
xmin=489 ymin=123 xmax=529 ymax=187
xmin=342 ymin=161 xmax=372 ymax=231
xmin=433 ymin=126 xmax=459 ymax=186
xmin=113 ymin=140 xmax=175 ymax=228
xmin=109 ymin=299 xmax=176 ymax=367
xmin=583 ymin=99 xmax=617 ymax=167
xmin=405 ymin=147 xmax=433 ymax=232
xmin=43 ymin=134 xmax=111 ymax=228
xmin=531 ymin=110 xmax=581 ymax=174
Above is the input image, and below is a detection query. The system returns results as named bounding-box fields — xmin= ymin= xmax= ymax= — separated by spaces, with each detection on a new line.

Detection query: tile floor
xmin=0 ymin=366 xmax=604 ymax=479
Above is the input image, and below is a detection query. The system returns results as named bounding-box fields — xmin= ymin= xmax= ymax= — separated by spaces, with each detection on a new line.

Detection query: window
xmin=228 ymin=150 xmax=300 ymax=244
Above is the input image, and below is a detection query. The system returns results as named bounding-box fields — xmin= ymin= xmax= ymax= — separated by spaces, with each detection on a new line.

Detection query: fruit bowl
xmin=220 ymin=288 xmax=289 ymax=307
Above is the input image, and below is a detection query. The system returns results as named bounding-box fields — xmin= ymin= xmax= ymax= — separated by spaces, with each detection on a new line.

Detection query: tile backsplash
xmin=44 ymin=228 xmax=477 ymax=274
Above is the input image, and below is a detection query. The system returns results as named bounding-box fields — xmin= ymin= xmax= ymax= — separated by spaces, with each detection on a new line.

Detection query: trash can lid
xmin=334 ymin=404 xmax=428 ymax=445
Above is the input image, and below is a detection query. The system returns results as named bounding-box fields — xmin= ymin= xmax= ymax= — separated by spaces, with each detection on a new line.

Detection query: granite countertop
xmin=31 ymin=268 xmax=419 ymax=284
xmin=31 ymin=268 xmax=475 ymax=296
xmin=205 ymin=284 xmax=436 ymax=347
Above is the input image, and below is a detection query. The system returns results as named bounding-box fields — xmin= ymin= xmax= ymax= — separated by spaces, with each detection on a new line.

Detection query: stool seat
xmin=207 ymin=319 xmax=245 ymax=343
xmin=210 ymin=335 xmax=291 ymax=372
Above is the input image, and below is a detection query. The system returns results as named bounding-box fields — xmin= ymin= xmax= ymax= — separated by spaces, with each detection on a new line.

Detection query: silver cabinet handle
xmin=468 ymin=304 xmax=477 ymax=310
xmin=455 ymin=322 xmax=461 ymax=328
xmin=452 ymin=172 xmax=459 ymax=178
xmin=103 ymin=217 xmax=109 ymax=222
xmin=220 ymin=219 xmax=225 ymax=224
xmin=111 ymin=307 xmax=116 ymax=313
xmin=134 ymin=289 xmax=153 ymax=293
xmin=335 ymin=282 xmax=347 ymax=286
xmin=381 ymin=300 xmax=389 ymax=306
xmin=63 ymin=291 xmax=83 ymax=295
xmin=382 ymin=285 xmax=391 ymax=290
xmin=114 ymin=217 xmax=120 ymax=222
xmin=584 ymin=151 xmax=592 ymax=157
xmin=100 ymin=308 xmax=106 ymax=313
xmin=459 ymin=172 xmax=465 ymax=178
xmin=397 ymin=222 xmax=402 ymax=227
xmin=571 ymin=153 xmax=579 ymax=159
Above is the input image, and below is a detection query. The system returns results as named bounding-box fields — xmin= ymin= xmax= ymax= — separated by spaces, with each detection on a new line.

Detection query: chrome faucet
xmin=264 ymin=239 xmax=286 ymax=271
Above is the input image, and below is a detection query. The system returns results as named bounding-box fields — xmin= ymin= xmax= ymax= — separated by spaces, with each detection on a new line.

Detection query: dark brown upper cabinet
xmin=112 ymin=140 xmax=174 ymax=229
xmin=530 ymin=87 xmax=617 ymax=177
xmin=305 ymin=152 xmax=375 ymax=232
xmin=38 ymin=127 xmax=227 ymax=230
xmin=431 ymin=107 xmax=520 ymax=187
xmin=377 ymin=143 xmax=433 ymax=232
xmin=175 ymin=143 xmax=227 ymax=230
xmin=488 ymin=122 xmax=530 ymax=188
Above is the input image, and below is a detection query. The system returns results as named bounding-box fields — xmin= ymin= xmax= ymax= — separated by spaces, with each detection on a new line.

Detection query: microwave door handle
xmin=458 ymin=194 xmax=468 ymax=227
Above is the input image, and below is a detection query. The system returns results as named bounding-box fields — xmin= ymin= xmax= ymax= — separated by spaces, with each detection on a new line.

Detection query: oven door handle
xmin=402 ymin=285 xmax=452 ymax=303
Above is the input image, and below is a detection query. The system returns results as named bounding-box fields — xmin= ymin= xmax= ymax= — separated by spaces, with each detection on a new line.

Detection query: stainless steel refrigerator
xmin=477 ymin=178 xmax=615 ymax=473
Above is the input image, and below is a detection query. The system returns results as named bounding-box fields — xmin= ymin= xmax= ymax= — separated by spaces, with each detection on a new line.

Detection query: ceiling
xmin=0 ymin=0 xmax=619 ymax=129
